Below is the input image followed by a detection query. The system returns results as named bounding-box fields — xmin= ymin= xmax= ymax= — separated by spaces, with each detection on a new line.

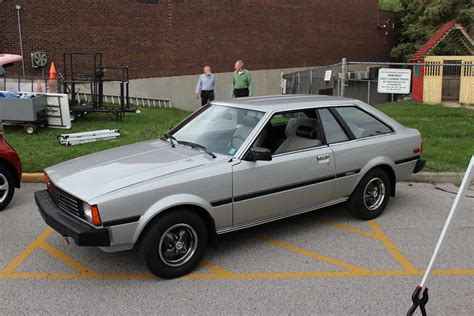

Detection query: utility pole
xmin=16 ymin=4 xmax=26 ymax=78
xmin=340 ymin=58 xmax=347 ymax=97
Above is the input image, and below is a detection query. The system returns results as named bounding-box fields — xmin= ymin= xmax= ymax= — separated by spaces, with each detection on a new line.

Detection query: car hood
xmin=46 ymin=139 xmax=222 ymax=201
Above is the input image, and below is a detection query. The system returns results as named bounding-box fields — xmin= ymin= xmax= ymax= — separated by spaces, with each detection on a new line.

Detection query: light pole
xmin=16 ymin=4 xmax=26 ymax=78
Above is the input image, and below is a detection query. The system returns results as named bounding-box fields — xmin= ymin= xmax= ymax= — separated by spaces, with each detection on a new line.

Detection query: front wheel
xmin=347 ymin=168 xmax=391 ymax=220
xmin=0 ymin=165 xmax=15 ymax=211
xmin=142 ymin=209 xmax=208 ymax=279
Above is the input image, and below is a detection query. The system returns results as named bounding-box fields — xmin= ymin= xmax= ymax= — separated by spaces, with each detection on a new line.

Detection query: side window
xmin=335 ymin=107 xmax=392 ymax=138
xmin=253 ymin=109 xmax=323 ymax=155
xmin=318 ymin=109 xmax=349 ymax=144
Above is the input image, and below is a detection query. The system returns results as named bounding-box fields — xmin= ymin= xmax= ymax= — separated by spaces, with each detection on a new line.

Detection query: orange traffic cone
xmin=49 ymin=62 xmax=57 ymax=80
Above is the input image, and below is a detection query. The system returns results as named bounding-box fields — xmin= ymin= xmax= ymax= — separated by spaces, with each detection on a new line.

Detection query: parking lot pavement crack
xmin=259 ymin=236 xmax=371 ymax=274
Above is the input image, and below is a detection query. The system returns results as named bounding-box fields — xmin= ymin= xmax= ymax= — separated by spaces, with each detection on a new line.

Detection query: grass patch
xmin=4 ymin=107 xmax=190 ymax=173
xmin=379 ymin=0 xmax=402 ymax=11
xmin=376 ymin=100 xmax=474 ymax=172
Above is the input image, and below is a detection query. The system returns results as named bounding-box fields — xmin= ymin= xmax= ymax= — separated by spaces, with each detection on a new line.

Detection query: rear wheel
xmin=0 ymin=165 xmax=15 ymax=211
xmin=141 ymin=209 xmax=208 ymax=279
xmin=347 ymin=168 xmax=391 ymax=220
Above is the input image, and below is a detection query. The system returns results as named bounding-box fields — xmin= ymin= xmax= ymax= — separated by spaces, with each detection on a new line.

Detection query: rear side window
xmin=335 ymin=107 xmax=392 ymax=138
xmin=318 ymin=109 xmax=349 ymax=144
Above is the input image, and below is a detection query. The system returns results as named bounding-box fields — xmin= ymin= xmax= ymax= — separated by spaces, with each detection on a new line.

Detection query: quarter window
xmin=318 ymin=109 xmax=349 ymax=144
xmin=335 ymin=107 xmax=392 ymax=138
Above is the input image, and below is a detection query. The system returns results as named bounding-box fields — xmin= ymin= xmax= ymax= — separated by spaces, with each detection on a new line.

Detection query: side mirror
xmin=248 ymin=147 xmax=272 ymax=161
xmin=0 ymin=66 xmax=5 ymax=76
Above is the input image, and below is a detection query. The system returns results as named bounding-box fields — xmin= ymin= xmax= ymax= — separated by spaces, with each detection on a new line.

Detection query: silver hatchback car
xmin=36 ymin=95 xmax=425 ymax=278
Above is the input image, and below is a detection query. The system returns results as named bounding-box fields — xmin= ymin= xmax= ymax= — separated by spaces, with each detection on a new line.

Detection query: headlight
xmin=83 ymin=203 xmax=102 ymax=226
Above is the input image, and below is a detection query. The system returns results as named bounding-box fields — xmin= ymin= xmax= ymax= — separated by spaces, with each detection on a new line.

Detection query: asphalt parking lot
xmin=0 ymin=182 xmax=472 ymax=314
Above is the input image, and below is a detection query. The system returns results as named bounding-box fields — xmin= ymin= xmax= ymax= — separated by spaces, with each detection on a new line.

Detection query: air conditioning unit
xmin=31 ymin=51 xmax=48 ymax=68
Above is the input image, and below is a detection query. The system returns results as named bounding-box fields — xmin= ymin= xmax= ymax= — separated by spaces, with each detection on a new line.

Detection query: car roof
xmin=212 ymin=95 xmax=359 ymax=112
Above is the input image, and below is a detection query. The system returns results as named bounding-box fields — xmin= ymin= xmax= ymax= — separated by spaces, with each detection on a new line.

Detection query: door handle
xmin=317 ymin=154 xmax=330 ymax=161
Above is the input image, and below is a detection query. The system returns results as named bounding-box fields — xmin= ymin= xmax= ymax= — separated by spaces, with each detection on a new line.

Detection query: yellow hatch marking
xmin=323 ymin=220 xmax=419 ymax=274
xmin=1 ymin=221 xmax=472 ymax=281
xmin=260 ymin=236 xmax=370 ymax=274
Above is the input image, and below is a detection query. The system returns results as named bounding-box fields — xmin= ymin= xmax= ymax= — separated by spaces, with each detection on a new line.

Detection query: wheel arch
xmin=355 ymin=158 xmax=397 ymax=197
xmin=134 ymin=202 xmax=217 ymax=250
xmin=0 ymin=158 xmax=21 ymax=188
xmin=376 ymin=164 xmax=396 ymax=197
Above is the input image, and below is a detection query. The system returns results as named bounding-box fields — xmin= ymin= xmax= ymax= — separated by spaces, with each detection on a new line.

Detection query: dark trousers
xmin=201 ymin=90 xmax=214 ymax=106
xmin=234 ymin=88 xmax=249 ymax=98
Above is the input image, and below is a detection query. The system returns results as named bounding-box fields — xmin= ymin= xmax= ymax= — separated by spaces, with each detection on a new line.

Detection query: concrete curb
xmin=20 ymin=172 xmax=465 ymax=184
xmin=21 ymin=173 xmax=44 ymax=183
xmin=408 ymin=172 xmax=464 ymax=184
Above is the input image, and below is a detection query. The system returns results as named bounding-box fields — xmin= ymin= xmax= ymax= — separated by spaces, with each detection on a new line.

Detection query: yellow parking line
xmin=432 ymin=269 xmax=474 ymax=276
xmin=1 ymin=224 xmax=472 ymax=281
xmin=261 ymin=237 xmax=370 ymax=274
xmin=323 ymin=220 xmax=420 ymax=274
xmin=1 ymin=269 xmax=473 ymax=281
xmin=367 ymin=221 xmax=420 ymax=274
xmin=38 ymin=242 xmax=99 ymax=276
xmin=199 ymin=260 xmax=235 ymax=276
xmin=323 ymin=221 xmax=377 ymax=240
xmin=0 ymin=228 xmax=54 ymax=274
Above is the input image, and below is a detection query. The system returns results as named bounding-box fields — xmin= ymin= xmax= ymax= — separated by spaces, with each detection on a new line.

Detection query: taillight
xmin=413 ymin=142 xmax=423 ymax=155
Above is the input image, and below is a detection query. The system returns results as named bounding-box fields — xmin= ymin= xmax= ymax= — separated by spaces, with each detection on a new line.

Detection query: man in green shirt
xmin=232 ymin=60 xmax=253 ymax=98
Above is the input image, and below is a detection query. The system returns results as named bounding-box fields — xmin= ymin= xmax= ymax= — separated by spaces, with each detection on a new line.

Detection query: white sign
xmin=377 ymin=68 xmax=411 ymax=94
xmin=324 ymin=70 xmax=332 ymax=81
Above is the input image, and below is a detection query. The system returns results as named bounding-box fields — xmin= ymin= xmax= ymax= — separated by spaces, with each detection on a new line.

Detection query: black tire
xmin=70 ymin=112 xmax=78 ymax=122
xmin=0 ymin=165 xmax=15 ymax=211
xmin=141 ymin=209 xmax=208 ymax=279
xmin=347 ymin=168 xmax=391 ymax=220
xmin=24 ymin=124 xmax=38 ymax=134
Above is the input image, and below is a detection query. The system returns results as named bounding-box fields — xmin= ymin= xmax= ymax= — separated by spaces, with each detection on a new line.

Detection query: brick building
xmin=1 ymin=0 xmax=395 ymax=78
xmin=0 ymin=0 xmax=396 ymax=108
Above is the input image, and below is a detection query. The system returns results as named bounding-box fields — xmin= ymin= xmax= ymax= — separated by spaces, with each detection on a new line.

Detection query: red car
xmin=0 ymin=123 xmax=22 ymax=211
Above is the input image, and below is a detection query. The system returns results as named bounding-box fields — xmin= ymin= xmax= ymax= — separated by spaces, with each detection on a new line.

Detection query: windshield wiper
xmin=161 ymin=133 xmax=177 ymax=148
xmin=177 ymin=141 xmax=216 ymax=159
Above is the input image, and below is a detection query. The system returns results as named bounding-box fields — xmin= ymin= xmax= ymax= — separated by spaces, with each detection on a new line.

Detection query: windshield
xmin=172 ymin=105 xmax=265 ymax=156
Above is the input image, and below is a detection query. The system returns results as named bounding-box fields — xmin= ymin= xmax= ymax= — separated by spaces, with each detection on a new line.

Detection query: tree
xmin=391 ymin=0 xmax=473 ymax=61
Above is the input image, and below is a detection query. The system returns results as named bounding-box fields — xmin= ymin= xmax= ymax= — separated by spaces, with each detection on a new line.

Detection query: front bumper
xmin=35 ymin=190 xmax=110 ymax=246
xmin=414 ymin=159 xmax=426 ymax=174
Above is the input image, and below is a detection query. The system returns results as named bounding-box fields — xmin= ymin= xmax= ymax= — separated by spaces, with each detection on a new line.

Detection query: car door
xmin=232 ymin=110 xmax=336 ymax=227
xmin=318 ymin=106 xmax=394 ymax=199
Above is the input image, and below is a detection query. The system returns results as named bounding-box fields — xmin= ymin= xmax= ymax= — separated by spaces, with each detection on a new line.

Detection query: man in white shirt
xmin=195 ymin=65 xmax=216 ymax=106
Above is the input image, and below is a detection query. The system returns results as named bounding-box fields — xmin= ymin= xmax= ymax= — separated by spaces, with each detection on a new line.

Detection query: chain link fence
xmin=282 ymin=59 xmax=474 ymax=172
xmin=282 ymin=58 xmax=474 ymax=107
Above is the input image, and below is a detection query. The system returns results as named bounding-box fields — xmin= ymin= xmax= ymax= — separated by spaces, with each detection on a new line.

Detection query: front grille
xmin=49 ymin=184 xmax=84 ymax=218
